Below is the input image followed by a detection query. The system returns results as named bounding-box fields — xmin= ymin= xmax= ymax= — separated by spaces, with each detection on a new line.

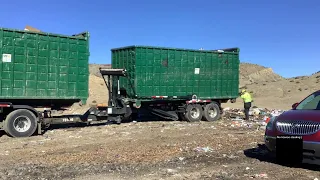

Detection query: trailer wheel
xmin=203 ymin=103 xmax=221 ymax=121
xmin=3 ymin=109 xmax=38 ymax=137
xmin=184 ymin=104 xmax=203 ymax=122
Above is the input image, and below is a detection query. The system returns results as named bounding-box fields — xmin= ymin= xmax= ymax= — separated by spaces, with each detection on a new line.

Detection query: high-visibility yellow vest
xmin=241 ymin=92 xmax=252 ymax=103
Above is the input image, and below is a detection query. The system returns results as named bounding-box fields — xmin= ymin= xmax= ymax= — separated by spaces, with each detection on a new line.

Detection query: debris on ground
xmin=223 ymin=107 xmax=285 ymax=130
xmin=0 ymin=113 xmax=317 ymax=179
xmin=223 ymin=107 xmax=284 ymax=119
xmin=251 ymin=173 xmax=268 ymax=178
xmin=194 ymin=147 xmax=213 ymax=153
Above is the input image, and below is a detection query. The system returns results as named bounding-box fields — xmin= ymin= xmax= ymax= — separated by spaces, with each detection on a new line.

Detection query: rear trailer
xmin=108 ymin=46 xmax=240 ymax=122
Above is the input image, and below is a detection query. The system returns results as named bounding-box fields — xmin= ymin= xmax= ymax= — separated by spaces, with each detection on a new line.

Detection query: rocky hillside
xmin=239 ymin=63 xmax=284 ymax=87
xmin=235 ymin=74 xmax=319 ymax=110
xmin=232 ymin=65 xmax=319 ymax=109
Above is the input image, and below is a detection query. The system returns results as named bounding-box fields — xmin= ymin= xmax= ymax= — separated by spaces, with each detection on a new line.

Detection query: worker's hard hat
xmin=241 ymin=89 xmax=246 ymax=93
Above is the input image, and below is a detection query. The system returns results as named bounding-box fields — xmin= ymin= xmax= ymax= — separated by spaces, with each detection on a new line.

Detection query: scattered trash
xmin=250 ymin=173 xmax=268 ymax=178
xmin=210 ymin=125 xmax=216 ymax=129
xmin=223 ymin=107 xmax=231 ymax=111
xmin=178 ymin=157 xmax=185 ymax=161
xmin=270 ymin=110 xmax=283 ymax=117
xmin=228 ymin=155 xmax=238 ymax=159
xmin=224 ymin=107 xmax=284 ymax=120
xmin=194 ymin=147 xmax=213 ymax=153
xmin=263 ymin=116 xmax=269 ymax=122
xmin=246 ymin=167 xmax=250 ymax=170
xmin=221 ymin=153 xmax=239 ymax=159
xmin=166 ymin=168 xmax=178 ymax=174
xmin=231 ymin=121 xmax=253 ymax=128
xmin=0 ymin=151 xmax=9 ymax=156
xmin=223 ymin=107 xmax=285 ymax=130
xmin=251 ymin=108 xmax=261 ymax=116
xmin=232 ymin=116 xmax=243 ymax=121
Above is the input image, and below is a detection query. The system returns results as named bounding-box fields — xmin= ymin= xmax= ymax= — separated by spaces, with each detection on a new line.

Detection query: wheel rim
xmin=190 ymin=107 xmax=200 ymax=119
xmin=208 ymin=106 xmax=218 ymax=118
xmin=13 ymin=116 xmax=31 ymax=133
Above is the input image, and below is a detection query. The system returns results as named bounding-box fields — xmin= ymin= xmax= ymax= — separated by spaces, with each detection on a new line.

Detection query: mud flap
xmin=37 ymin=122 xmax=42 ymax=135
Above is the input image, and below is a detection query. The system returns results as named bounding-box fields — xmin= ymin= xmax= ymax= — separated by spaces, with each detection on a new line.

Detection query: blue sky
xmin=1 ymin=0 xmax=319 ymax=78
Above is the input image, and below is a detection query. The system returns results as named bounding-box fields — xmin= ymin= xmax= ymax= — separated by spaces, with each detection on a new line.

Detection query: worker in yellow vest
xmin=240 ymin=89 xmax=253 ymax=120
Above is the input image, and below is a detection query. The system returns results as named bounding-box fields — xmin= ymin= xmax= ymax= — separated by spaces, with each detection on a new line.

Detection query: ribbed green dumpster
xmin=111 ymin=46 xmax=239 ymax=100
xmin=0 ymin=28 xmax=89 ymax=104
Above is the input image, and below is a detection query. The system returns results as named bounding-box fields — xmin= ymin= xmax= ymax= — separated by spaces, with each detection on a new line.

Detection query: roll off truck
xmin=0 ymin=27 xmax=239 ymax=138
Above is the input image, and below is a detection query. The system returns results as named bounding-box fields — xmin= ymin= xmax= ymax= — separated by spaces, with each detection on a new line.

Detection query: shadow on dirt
xmin=46 ymin=122 xmax=112 ymax=131
xmin=44 ymin=114 xmax=174 ymax=132
xmin=244 ymin=144 xmax=320 ymax=171
xmin=0 ymin=130 xmax=6 ymax=137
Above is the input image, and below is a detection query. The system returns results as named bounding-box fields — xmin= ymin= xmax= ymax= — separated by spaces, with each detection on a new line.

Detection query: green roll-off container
xmin=111 ymin=46 xmax=239 ymax=101
xmin=0 ymin=28 xmax=89 ymax=106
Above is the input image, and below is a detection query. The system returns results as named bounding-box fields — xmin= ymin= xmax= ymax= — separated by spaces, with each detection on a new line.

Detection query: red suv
xmin=264 ymin=90 xmax=320 ymax=165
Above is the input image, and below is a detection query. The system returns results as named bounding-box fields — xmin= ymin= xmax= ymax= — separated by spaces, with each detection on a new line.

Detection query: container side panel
xmin=111 ymin=48 xmax=135 ymax=98
xmin=112 ymin=46 xmax=239 ymax=100
xmin=76 ymin=39 xmax=89 ymax=103
xmin=135 ymin=47 xmax=179 ymax=97
xmin=0 ymin=29 xmax=89 ymax=103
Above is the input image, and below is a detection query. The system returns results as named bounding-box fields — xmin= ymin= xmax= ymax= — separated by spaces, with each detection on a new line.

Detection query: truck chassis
xmin=0 ymin=68 xmax=236 ymax=138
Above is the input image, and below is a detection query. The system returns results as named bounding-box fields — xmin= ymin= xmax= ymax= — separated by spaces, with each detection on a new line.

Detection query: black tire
xmin=3 ymin=109 xmax=38 ymax=137
xmin=184 ymin=104 xmax=203 ymax=122
xmin=121 ymin=110 xmax=134 ymax=123
xmin=203 ymin=103 xmax=221 ymax=121
xmin=178 ymin=112 xmax=187 ymax=121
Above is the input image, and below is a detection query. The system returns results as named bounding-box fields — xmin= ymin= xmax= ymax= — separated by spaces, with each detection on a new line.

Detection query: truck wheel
xmin=184 ymin=104 xmax=203 ymax=122
xmin=3 ymin=109 xmax=38 ymax=137
xmin=203 ymin=103 xmax=221 ymax=121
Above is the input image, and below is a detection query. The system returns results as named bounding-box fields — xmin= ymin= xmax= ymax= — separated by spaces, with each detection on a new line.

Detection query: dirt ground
xmin=1 ymin=64 xmax=317 ymax=180
xmin=1 ymin=118 xmax=320 ymax=180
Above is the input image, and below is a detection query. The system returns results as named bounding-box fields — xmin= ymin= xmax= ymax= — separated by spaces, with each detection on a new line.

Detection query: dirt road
xmin=0 ymin=119 xmax=319 ymax=180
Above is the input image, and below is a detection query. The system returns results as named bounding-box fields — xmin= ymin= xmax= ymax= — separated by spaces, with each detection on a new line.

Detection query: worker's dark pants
xmin=244 ymin=102 xmax=251 ymax=120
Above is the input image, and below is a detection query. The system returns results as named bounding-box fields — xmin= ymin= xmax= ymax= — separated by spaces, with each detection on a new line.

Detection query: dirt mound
xmin=240 ymin=63 xmax=267 ymax=77
xmin=59 ymin=74 xmax=109 ymax=115
xmin=89 ymin=64 xmax=111 ymax=77
xmin=226 ymin=71 xmax=319 ymax=110
xmin=220 ymin=63 xmax=316 ymax=110
xmin=87 ymin=74 xmax=109 ymax=105
xmin=239 ymin=63 xmax=283 ymax=87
